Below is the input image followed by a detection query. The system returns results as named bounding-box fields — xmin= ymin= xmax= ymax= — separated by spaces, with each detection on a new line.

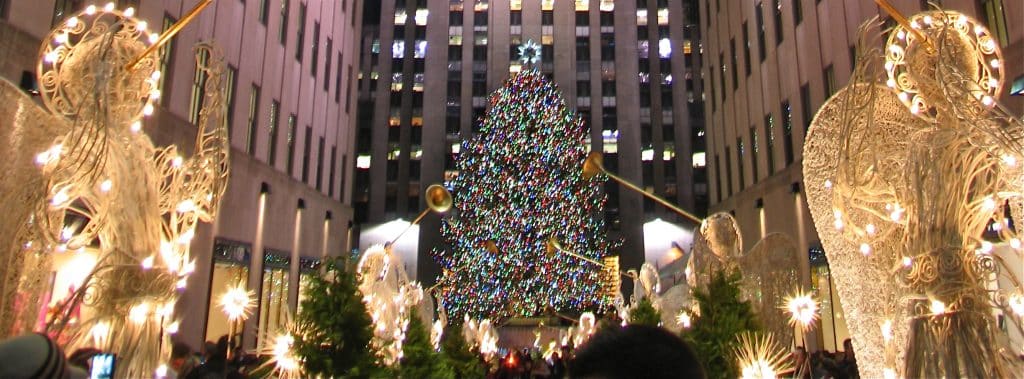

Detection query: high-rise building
xmin=0 ymin=0 xmax=362 ymax=349
xmin=699 ymin=0 xmax=1023 ymax=350
xmin=354 ymin=0 xmax=708 ymax=283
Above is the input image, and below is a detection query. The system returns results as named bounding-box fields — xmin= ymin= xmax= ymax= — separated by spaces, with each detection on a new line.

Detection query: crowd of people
xmin=790 ymin=339 xmax=860 ymax=379
xmin=1 ymin=326 xmax=862 ymax=379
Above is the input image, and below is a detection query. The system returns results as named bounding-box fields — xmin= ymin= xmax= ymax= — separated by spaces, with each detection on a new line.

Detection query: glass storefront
xmin=204 ymin=239 xmax=250 ymax=343
xmin=809 ymin=246 xmax=850 ymax=352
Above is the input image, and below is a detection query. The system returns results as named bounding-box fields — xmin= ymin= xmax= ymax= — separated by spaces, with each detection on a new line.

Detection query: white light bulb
xmin=977 ymin=241 xmax=993 ymax=255
xmin=141 ymin=255 xmax=154 ymax=269
xmin=991 ymin=59 xmax=1000 ymax=69
xmin=923 ymin=15 xmax=933 ymax=25
xmin=99 ymin=179 xmax=112 ymax=193
xmin=1010 ymin=238 xmax=1021 ymax=249
xmin=886 ymin=79 xmax=896 ymax=88
xmin=131 ymin=121 xmax=142 ymax=133
xmin=44 ymin=50 xmax=59 ymax=63
xmin=824 ymin=179 xmax=833 ymax=189
xmin=55 ymin=33 xmax=68 ymax=44
xmin=930 ymin=299 xmax=946 ymax=315
xmin=896 ymin=30 xmax=906 ymax=40
xmin=176 ymin=199 xmax=196 ymax=213
xmin=866 ymin=223 xmax=876 ymax=235
xmin=910 ymin=103 xmax=920 ymax=115
xmin=124 ymin=7 xmax=135 ymax=17
xmin=897 ymin=92 xmax=909 ymax=102
xmin=104 ymin=2 xmax=115 ymax=12
xmin=150 ymin=89 xmax=161 ymax=100
xmin=171 ymin=156 xmax=183 ymax=168
xmin=143 ymin=103 xmax=154 ymax=116
xmin=151 ymin=70 xmax=162 ymax=81
xmin=902 ymin=256 xmax=912 ymax=267
xmin=52 ymin=189 xmax=69 ymax=206
xmin=148 ymin=32 xmax=160 ymax=44
xmin=1003 ymin=154 xmax=1017 ymax=167
xmin=85 ymin=5 xmax=97 ymax=15
xmin=66 ymin=16 xmax=79 ymax=28
xmin=166 ymin=321 xmax=180 ymax=334
xmin=859 ymin=243 xmax=871 ymax=256
xmin=881 ymin=319 xmax=894 ymax=342
xmin=982 ymin=197 xmax=997 ymax=213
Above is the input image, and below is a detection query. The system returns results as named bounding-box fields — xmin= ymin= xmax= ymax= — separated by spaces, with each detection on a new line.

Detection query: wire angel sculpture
xmin=688 ymin=213 xmax=802 ymax=346
xmin=804 ymin=9 xmax=1024 ymax=377
xmin=356 ymin=244 xmax=427 ymax=366
xmin=0 ymin=6 xmax=229 ymax=377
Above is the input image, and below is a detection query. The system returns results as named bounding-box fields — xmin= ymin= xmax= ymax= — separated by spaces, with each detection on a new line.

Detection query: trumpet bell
xmin=425 ymin=184 xmax=453 ymax=213
xmin=582 ymin=152 xmax=604 ymax=180
xmin=545 ymin=237 xmax=562 ymax=257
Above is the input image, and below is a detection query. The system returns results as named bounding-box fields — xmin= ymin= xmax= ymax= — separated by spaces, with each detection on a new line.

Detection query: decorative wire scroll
xmin=0 ymin=5 xmax=229 ymax=378
xmin=804 ymin=8 xmax=1024 ymax=378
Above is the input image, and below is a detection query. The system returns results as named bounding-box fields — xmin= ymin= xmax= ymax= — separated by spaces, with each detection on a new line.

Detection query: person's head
xmin=0 ymin=333 xmax=88 ymax=379
xmin=568 ymin=325 xmax=705 ymax=379
xmin=170 ymin=342 xmax=193 ymax=373
xmin=843 ymin=338 xmax=853 ymax=352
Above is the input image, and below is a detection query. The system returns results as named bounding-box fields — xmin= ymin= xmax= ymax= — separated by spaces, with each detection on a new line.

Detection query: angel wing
xmin=739 ymin=233 xmax=801 ymax=346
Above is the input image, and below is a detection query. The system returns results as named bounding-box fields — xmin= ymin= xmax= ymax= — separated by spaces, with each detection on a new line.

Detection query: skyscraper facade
xmin=699 ymin=0 xmax=1023 ymax=349
xmin=354 ymin=0 xmax=708 ymax=283
xmin=0 ymin=0 xmax=362 ymax=349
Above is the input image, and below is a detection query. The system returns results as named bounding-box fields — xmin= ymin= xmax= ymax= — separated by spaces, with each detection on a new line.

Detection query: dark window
xmin=335 ymin=53 xmax=343 ymax=102
xmin=719 ymin=53 xmax=726 ymax=102
xmin=600 ymin=11 xmax=614 ymax=26
xmin=287 ymin=115 xmax=297 ymax=175
xmin=268 ymin=100 xmax=280 ymax=165
xmin=258 ymin=0 xmax=269 ymax=24
xmin=980 ymin=0 xmax=1009 ymax=47
xmin=576 ymin=11 xmax=589 ymax=25
xmin=511 ymin=10 xmax=522 ymax=25
xmin=158 ymin=15 xmax=177 ymax=103
xmin=542 ymin=10 xmax=554 ymax=25
xmin=800 ymin=83 xmax=812 ymax=131
xmin=296 ymin=3 xmax=306 ymax=61
xmin=764 ymin=115 xmax=775 ymax=174
xmin=329 ymin=146 xmax=336 ymax=196
xmin=324 ymin=38 xmax=332 ymax=91
xmin=714 ymin=154 xmax=722 ymax=201
xmin=724 ymin=146 xmax=734 ymax=196
xmin=577 ymin=81 xmax=591 ymax=97
xmin=246 ymin=84 xmax=261 ymax=154
xmin=602 ymin=81 xmax=616 ymax=97
xmin=279 ymin=0 xmax=289 ymax=44
xmin=449 ymin=45 xmax=463 ymax=60
xmin=730 ymin=38 xmax=738 ymax=90
xmin=749 ymin=127 xmax=759 ymax=182
xmin=736 ymin=137 xmax=745 ymax=189
xmin=782 ymin=101 xmax=794 ymax=166
xmin=188 ymin=48 xmax=210 ymax=125
xmin=311 ymin=22 xmax=320 ymax=75
xmin=302 ymin=126 xmax=313 ymax=182
xmin=755 ymin=1 xmax=766 ymax=61
xmin=742 ymin=22 xmax=752 ymax=76
xmin=600 ymin=33 xmax=615 ymax=60
xmin=224 ymin=66 xmax=238 ymax=137
xmin=474 ymin=10 xmax=487 ymax=25
xmin=793 ymin=0 xmax=802 ymax=24
xmin=773 ymin=0 xmax=783 ymax=44
xmin=473 ymin=45 xmax=487 ymax=60
xmin=450 ymin=10 xmax=462 ymax=25
xmin=823 ymin=64 xmax=835 ymax=98
xmin=52 ymin=0 xmax=84 ymax=26
xmin=316 ymin=137 xmax=325 ymax=191
xmin=346 ymin=65 xmax=353 ymax=112
xmin=577 ymin=37 xmax=591 ymax=61
xmin=338 ymin=154 xmax=347 ymax=199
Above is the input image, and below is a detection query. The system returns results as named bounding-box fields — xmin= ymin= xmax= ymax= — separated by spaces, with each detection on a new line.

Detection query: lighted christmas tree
xmin=433 ymin=61 xmax=614 ymax=320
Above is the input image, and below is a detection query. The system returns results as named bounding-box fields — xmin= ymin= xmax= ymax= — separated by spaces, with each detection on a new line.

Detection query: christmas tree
xmin=397 ymin=310 xmax=454 ymax=379
xmin=441 ymin=324 xmax=485 ymax=379
xmin=627 ymin=298 xmax=662 ymax=327
xmin=293 ymin=260 xmax=381 ymax=377
xmin=433 ymin=66 xmax=614 ymax=320
xmin=681 ymin=268 xmax=762 ymax=379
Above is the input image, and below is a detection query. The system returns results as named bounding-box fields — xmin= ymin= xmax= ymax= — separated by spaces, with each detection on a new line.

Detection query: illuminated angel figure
xmin=0 ymin=5 xmax=229 ymax=377
xmin=804 ymin=8 xmax=1024 ymax=377
xmin=688 ymin=214 xmax=801 ymax=346
xmin=357 ymin=244 xmax=427 ymax=366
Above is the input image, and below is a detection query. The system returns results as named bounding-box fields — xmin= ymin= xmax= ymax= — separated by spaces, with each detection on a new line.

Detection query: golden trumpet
xmin=582 ymin=151 xmax=703 ymax=224
xmin=388 ymin=184 xmax=453 ymax=246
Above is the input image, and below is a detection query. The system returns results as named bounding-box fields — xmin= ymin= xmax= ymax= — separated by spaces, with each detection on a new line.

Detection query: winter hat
xmin=0 ymin=333 xmax=81 ymax=379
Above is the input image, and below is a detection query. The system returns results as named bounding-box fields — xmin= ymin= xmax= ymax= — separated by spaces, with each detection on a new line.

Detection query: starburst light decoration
xmin=518 ymin=39 xmax=542 ymax=65
xmin=733 ymin=332 xmax=794 ymax=379
xmin=219 ymin=284 xmax=255 ymax=322
xmin=782 ymin=291 xmax=819 ymax=331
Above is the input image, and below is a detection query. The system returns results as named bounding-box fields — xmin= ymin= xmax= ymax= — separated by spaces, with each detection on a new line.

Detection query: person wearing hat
xmin=0 ymin=333 xmax=88 ymax=379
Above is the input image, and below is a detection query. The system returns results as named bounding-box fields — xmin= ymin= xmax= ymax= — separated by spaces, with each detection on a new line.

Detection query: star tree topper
xmin=518 ymin=39 xmax=541 ymax=65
